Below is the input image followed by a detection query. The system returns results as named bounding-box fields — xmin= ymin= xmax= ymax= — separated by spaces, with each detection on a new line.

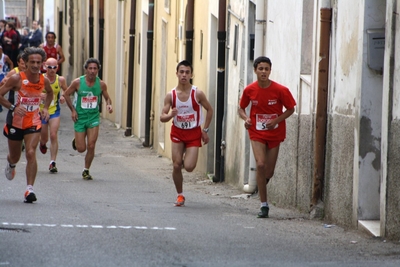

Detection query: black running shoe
xmin=49 ymin=162 xmax=58 ymax=173
xmin=24 ymin=189 xmax=37 ymax=203
xmin=257 ymin=206 xmax=269 ymax=218
xmin=82 ymin=170 xmax=93 ymax=180
xmin=72 ymin=138 xmax=77 ymax=150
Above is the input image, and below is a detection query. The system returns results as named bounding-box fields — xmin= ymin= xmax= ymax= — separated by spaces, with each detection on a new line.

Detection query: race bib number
xmin=176 ymin=113 xmax=196 ymax=129
xmin=256 ymin=114 xmax=278 ymax=130
xmin=20 ymin=97 xmax=40 ymax=111
xmin=81 ymin=96 xmax=98 ymax=109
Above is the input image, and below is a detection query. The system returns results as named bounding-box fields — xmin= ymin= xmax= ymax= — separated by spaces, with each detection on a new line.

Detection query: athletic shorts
xmin=170 ymin=125 xmax=202 ymax=148
xmin=3 ymin=124 xmax=41 ymax=141
xmin=41 ymin=109 xmax=61 ymax=124
xmin=251 ymin=137 xmax=283 ymax=149
xmin=74 ymin=112 xmax=100 ymax=132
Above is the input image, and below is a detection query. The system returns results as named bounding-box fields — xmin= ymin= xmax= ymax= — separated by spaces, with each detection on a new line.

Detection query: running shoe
xmin=257 ymin=206 xmax=269 ymax=218
xmin=5 ymin=163 xmax=16 ymax=181
xmin=174 ymin=195 xmax=185 ymax=206
xmin=82 ymin=169 xmax=93 ymax=180
xmin=39 ymin=143 xmax=47 ymax=154
xmin=72 ymin=138 xmax=77 ymax=150
xmin=49 ymin=162 xmax=58 ymax=173
xmin=24 ymin=189 xmax=37 ymax=203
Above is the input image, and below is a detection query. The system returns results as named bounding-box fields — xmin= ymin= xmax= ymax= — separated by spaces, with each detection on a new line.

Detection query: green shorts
xmin=74 ymin=112 xmax=100 ymax=132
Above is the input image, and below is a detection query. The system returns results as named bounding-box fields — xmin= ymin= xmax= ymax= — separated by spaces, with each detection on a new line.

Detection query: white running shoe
xmin=5 ymin=163 xmax=16 ymax=181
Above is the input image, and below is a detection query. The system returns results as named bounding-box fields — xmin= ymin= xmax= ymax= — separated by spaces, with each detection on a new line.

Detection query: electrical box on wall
xmin=366 ymin=28 xmax=385 ymax=72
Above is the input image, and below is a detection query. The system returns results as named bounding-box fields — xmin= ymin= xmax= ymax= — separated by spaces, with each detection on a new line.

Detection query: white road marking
xmin=1 ymin=222 xmax=176 ymax=230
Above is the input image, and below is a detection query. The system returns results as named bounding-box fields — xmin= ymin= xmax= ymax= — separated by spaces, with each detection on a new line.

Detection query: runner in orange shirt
xmin=0 ymin=47 xmax=53 ymax=203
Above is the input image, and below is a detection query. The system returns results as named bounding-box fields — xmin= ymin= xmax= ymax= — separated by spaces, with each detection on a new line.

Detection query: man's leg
xmin=84 ymin=126 xmax=99 ymax=169
xmin=7 ymin=139 xmax=23 ymax=166
xmin=49 ymin=117 xmax=61 ymax=161
xmin=40 ymin=123 xmax=49 ymax=146
xmin=171 ymin=141 xmax=185 ymax=194
xmin=75 ymin=131 xmax=87 ymax=153
xmin=171 ymin=141 xmax=186 ymax=206
xmin=24 ymin=132 xmax=41 ymax=186
xmin=251 ymin=140 xmax=280 ymax=202
xmin=182 ymin=146 xmax=199 ymax=173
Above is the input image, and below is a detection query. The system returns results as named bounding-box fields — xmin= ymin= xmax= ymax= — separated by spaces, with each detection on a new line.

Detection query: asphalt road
xmin=1 ymin=107 xmax=400 ymax=267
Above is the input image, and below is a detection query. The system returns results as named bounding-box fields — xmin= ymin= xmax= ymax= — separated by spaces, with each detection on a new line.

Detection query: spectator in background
xmin=27 ymin=20 xmax=42 ymax=48
xmin=0 ymin=20 xmax=7 ymax=45
xmin=19 ymin=27 xmax=30 ymax=53
xmin=0 ymin=45 xmax=13 ymax=112
xmin=2 ymin=22 xmax=19 ymax=67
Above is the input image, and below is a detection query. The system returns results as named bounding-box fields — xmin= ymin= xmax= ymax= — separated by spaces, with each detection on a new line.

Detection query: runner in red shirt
xmin=160 ymin=60 xmax=213 ymax=207
xmin=40 ymin=32 xmax=65 ymax=75
xmin=0 ymin=47 xmax=53 ymax=203
xmin=239 ymin=56 xmax=296 ymax=218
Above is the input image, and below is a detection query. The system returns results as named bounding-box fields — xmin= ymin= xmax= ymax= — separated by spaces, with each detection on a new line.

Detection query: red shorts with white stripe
xmin=170 ymin=125 xmax=202 ymax=148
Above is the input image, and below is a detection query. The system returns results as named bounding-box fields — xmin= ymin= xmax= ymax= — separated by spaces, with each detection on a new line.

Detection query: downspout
xmin=143 ymin=0 xmax=154 ymax=147
xmin=185 ymin=0 xmax=194 ymax=65
xmin=89 ymin=0 xmax=94 ymax=58
xmin=213 ymin=0 xmax=226 ymax=182
xmin=311 ymin=8 xmax=332 ymax=210
xmin=124 ymin=0 xmax=137 ymax=137
xmin=98 ymin=0 xmax=105 ymax=80
xmin=243 ymin=0 xmax=266 ymax=193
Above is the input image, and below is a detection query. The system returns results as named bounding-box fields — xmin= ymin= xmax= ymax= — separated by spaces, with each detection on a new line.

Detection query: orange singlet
xmin=6 ymin=72 xmax=44 ymax=130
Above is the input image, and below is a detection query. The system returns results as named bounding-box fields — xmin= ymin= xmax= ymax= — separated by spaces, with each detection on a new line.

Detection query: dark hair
xmin=22 ymin=47 xmax=46 ymax=62
xmin=176 ymin=60 xmax=193 ymax=72
xmin=0 ymin=20 xmax=7 ymax=25
xmin=45 ymin=31 xmax=56 ymax=39
xmin=6 ymin=22 xmax=15 ymax=30
xmin=17 ymin=52 xmax=24 ymax=62
xmin=84 ymin=58 xmax=101 ymax=69
xmin=253 ymin=56 xmax=272 ymax=69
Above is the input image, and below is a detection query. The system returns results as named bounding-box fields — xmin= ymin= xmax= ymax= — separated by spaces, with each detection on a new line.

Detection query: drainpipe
xmin=143 ymin=0 xmax=154 ymax=147
xmin=311 ymin=8 xmax=332 ymax=209
xmin=213 ymin=0 xmax=226 ymax=183
xmin=185 ymin=0 xmax=194 ymax=65
xmin=243 ymin=0 xmax=266 ymax=193
xmin=98 ymin=0 xmax=105 ymax=80
xmin=89 ymin=0 xmax=94 ymax=58
xmin=124 ymin=0 xmax=137 ymax=137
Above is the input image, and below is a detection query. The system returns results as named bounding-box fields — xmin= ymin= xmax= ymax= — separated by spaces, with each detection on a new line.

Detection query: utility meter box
xmin=366 ymin=29 xmax=385 ymax=71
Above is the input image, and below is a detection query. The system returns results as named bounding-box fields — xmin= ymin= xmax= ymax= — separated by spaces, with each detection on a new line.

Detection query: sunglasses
xmin=46 ymin=66 xmax=58 ymax=69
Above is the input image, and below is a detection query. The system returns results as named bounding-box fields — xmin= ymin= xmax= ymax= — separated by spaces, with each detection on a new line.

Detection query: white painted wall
xmin=43 ymin=0 xmax=54 ymax=33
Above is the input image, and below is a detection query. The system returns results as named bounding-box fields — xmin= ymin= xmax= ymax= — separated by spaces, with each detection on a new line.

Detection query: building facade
xmin=31 ymin=0 xmax=400 ymax=240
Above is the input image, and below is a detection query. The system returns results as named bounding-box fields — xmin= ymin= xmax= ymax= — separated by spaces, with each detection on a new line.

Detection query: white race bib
xmin=81 ymin=96 xmax=98 ymax=109
xmin=176 ymin=113 xmax=197 ymax=129
xmin=20 ymin=97 xmax=40 ymax=112
xmin=256 ymin=114 xmax=278 ymax=130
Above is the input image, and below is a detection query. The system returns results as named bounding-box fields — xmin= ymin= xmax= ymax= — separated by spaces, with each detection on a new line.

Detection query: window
xmin=233 ymin=24 xmax=239 ymax=65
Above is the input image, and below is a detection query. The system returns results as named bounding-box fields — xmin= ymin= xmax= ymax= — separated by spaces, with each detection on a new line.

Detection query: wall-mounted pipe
xmin=213 ymin=0 xmax=227 ymax=182
xmin=89 ymin=0 xmax=94 ymax=58
xmin=143 ymin=0 xmax=154 ymax=147
xmin=311 ymin=8 xmax=332 ymax=208
xmin=243 ymin=0 xmax=266 ymax=193
xmin=98 ymin=0 xmax=105 ymax=80
xmin=185 ymin=0 xmax=194 ymax=65
xmin=124 ymin=0 xmax=137 ymax=137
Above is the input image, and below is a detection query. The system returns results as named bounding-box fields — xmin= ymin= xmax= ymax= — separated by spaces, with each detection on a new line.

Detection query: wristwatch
xmin=203 ymin=128 xmax=209 ymax=133
xmin=9 ymin=104 xmax=15 ymax=111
